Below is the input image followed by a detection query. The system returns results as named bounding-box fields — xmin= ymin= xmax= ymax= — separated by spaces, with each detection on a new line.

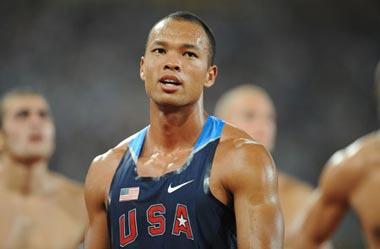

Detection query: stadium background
xmin=1 ymin=0 xmax=379 ymax=247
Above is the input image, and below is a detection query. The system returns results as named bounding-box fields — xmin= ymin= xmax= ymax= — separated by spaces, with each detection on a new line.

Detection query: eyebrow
xmin=15 ymin=106 xmax=51 ymax=114
xmin=151 ymin=40 xmax=201 ymax=51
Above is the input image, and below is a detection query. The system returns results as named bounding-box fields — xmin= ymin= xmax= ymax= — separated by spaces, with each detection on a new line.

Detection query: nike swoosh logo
xmin=168 ymin=180 xmax=194 ymax=193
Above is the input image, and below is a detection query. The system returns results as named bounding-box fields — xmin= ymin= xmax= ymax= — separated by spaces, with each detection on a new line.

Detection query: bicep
xmin=84 ymin=209 xmax=110 ymax=249
xmin=234 ymin=195 xmax=283 ymax=249
xmin=229 ymin=144 xmax=284 ymax=249
xmin=84 ymin=161 xmax=111 ymax=249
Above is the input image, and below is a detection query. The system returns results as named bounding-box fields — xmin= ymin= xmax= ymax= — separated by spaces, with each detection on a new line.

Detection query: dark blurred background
xmin=1 ymin=0 xmax=379 ymax=247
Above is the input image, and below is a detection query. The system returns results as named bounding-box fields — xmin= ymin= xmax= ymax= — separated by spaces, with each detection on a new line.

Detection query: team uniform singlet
xmin=107 ymin=116 xmax=237 ymax=249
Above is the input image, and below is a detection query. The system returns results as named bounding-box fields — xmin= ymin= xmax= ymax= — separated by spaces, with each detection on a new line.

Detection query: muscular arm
xmin=84 ymin=156 xmax=112 ymax=249
xmin=224 ymin=140 xmax=284 ymax=249
xmin=288 ymin=155 xmax=358 ymax=249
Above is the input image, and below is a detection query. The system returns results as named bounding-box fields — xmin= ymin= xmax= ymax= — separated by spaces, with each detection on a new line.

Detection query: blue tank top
xmin=107 ymin=116 xmax=237 ymax=249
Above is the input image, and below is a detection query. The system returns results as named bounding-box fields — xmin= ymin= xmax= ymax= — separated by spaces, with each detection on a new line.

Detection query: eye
xmin=184 ymin=51 xmax=197 ymax=58
xmin=39 ymin=110 xmax=51 ymax=119
xmin=16 ymin=110 xmax=30 ymax=119
xmin=152 ymin=48 xmax=166 ymax=54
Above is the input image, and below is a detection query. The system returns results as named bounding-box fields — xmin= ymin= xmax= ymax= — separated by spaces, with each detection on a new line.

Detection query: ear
xmin=204 ymin=65 xmax=218 ymax=88
xmin=140 ymin=56 xmax=145 ymax=81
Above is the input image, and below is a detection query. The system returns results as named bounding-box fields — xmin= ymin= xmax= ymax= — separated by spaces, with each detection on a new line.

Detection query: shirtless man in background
xmin=0 ymin=89 xmax=87 ymax=249
xmin=287 ymin=62 xmax=380 ymax=249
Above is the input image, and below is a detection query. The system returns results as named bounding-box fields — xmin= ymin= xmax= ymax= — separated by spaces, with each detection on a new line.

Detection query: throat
xmin=1 ymin=156 xmax=50 ymax=195
xmin=149 ymin=103 xmax=207 ymax=150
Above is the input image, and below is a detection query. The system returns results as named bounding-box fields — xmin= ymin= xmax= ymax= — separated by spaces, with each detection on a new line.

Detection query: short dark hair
xmin=146 ymin=11 xmax=216 ymax=66
xmin=0 ymin=88 xmax=45 ymax=129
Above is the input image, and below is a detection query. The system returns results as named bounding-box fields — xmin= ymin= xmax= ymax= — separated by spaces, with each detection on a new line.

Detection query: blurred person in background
xmin=287 ymin=61 xmax=380 ymax=249
xmin=214 ymin=84 xmax=332 ymax=249
xmin=84 ymin=11 xmax=283 ymax=249
xmin=0 ymin=88 xmax=87 ymax=249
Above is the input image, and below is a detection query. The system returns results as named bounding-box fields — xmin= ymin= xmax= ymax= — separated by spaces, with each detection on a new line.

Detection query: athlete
xmin=287 ymin=62 xmax=380 ymax=249
xmin=0 ymin=89 xmax=87 ymax=248
xmin=84 ymin=11 xmax=284 ymax=249
xmin=214 ymin=84 xmax=313 ymax=237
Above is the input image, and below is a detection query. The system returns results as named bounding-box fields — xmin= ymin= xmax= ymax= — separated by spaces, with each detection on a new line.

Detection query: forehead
xmin=2 ymin=95 xmax=50 ymax=114
xmin=148 ymin=19 xmax=209 ymax=50
xmin=232 ymin=91 xmax=274 ymax=112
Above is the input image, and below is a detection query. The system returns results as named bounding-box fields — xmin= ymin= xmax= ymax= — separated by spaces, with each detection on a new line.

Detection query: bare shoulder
xmin=319 ymin=131 xmax=380 ymax=200
xmin=87 ymin=138 xmax=130 ymax=180
xmin=218 ymin=122 xmax=273 ymax=163
xmin=328 ymin=131 xmax=380 ymax=168
xmin=352 ymin=130 xmax=380 ymax=163
xmin=45 ymin=173 xmax=87 ymax=224
xmin=48 ymin=172 xmax=84 ymax=198
xmin=215 ymin=123 xmax=276 ymax=192
xmin=85 ymin=137 xmax=131 ymax=205
xmin=219 ymin=121 xmax=254 ymax=143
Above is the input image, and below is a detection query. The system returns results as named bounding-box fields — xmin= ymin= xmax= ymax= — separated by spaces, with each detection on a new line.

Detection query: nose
xmin=163 ymin=54 xmax=181 ymax=72
xmin=164 ymin=62 xmax=180 ymax=72
xmin=29 ymin=113 xmax=44 ymax=128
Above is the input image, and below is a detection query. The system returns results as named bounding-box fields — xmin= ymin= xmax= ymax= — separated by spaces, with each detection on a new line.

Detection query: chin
xmin=153 ymin=96 xmax=188 ymax=107
xmin=23 ymin=148 xmax=53 ymax=160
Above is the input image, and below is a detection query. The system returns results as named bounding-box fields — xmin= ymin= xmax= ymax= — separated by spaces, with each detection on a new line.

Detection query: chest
xmin=0 ymin=195 xmax=82 ymax=249
xmin=136 ymin=149 xmax=193 ymax=177
xmin=109 ymin=169 xmax=206 ymax=247
xmin=108 ymin=130 xmax=242 ymax=248
xmin=111 ymin=157 xmax=209 ymax=212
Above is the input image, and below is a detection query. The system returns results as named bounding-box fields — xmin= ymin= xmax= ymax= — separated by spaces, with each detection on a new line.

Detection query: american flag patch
xmin=119 ymin=187 xmax=140 ymax=202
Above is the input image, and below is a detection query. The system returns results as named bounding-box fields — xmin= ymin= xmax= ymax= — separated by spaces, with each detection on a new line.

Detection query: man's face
xmin=140 ymin=19 xmax=217 ymax=107
xmin=225 ymin=91 xmax=276 ymax=151
xmin=0 ymin=95 xmax=55 ymax=161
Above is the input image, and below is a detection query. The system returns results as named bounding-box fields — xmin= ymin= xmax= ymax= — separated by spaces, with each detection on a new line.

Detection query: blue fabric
xmin=128 ymin=126 xmax=149 ymax=164
xmin=107 ymin=116 xmax=236 ymax=249
xmin=128 ymin=116 xmax=224 ymax=164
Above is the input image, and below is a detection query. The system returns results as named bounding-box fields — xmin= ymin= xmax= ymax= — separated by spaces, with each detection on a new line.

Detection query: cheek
xmin=144 ymin=62 xmax=155 ymax=78
xmin=3 ymin=124 xmax=24 ymax=142
xmin=143 ymin=63 xmax=159 ymax=90
xmin=269 ymin=123 xmax=277 ymax=137
xmin=3 ymin=128 xmax=27 ymax=151
xmin=45 ymin=124 xmax=55 ymax=141
xmin=186 ymin=62 xmax=209 ymax=81
xmin=188 ymin=81 xmax=204 ymax=95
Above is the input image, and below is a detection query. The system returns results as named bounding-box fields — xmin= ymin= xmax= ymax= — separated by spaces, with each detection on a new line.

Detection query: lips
xmin=29 ymin=134 xmax=43 ymax=142
xmin=158 ymin=75 xmax=182 ymax=93
xmin=159 ymin=75 xmax=182 ymax=85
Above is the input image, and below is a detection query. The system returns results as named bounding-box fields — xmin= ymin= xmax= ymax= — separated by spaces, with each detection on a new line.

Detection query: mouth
xmin=158 ymin=75 xmax=182 ymax=92
xmin=159 ymin=75 xmax=182 ymax=85
xmin=29 ymin=134 xmax=43 ymax=142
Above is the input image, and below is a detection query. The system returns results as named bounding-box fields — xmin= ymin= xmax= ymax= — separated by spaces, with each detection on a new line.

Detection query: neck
xmin=146 ymin=100 xmax=206 ymax=154
xmin=0 ymin=153 xmax=49 ymax=195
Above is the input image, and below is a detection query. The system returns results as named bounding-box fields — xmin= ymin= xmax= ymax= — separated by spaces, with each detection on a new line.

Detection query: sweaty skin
xmin=288 ymin=131 xmax=380 ymax=249
xmin=0 ymin=94 xmax=87 ymax=249
xmin=84 ymin=16 xmax=283 ymax=249
xmin=214 ymin=85 xmax=314 ymax=237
